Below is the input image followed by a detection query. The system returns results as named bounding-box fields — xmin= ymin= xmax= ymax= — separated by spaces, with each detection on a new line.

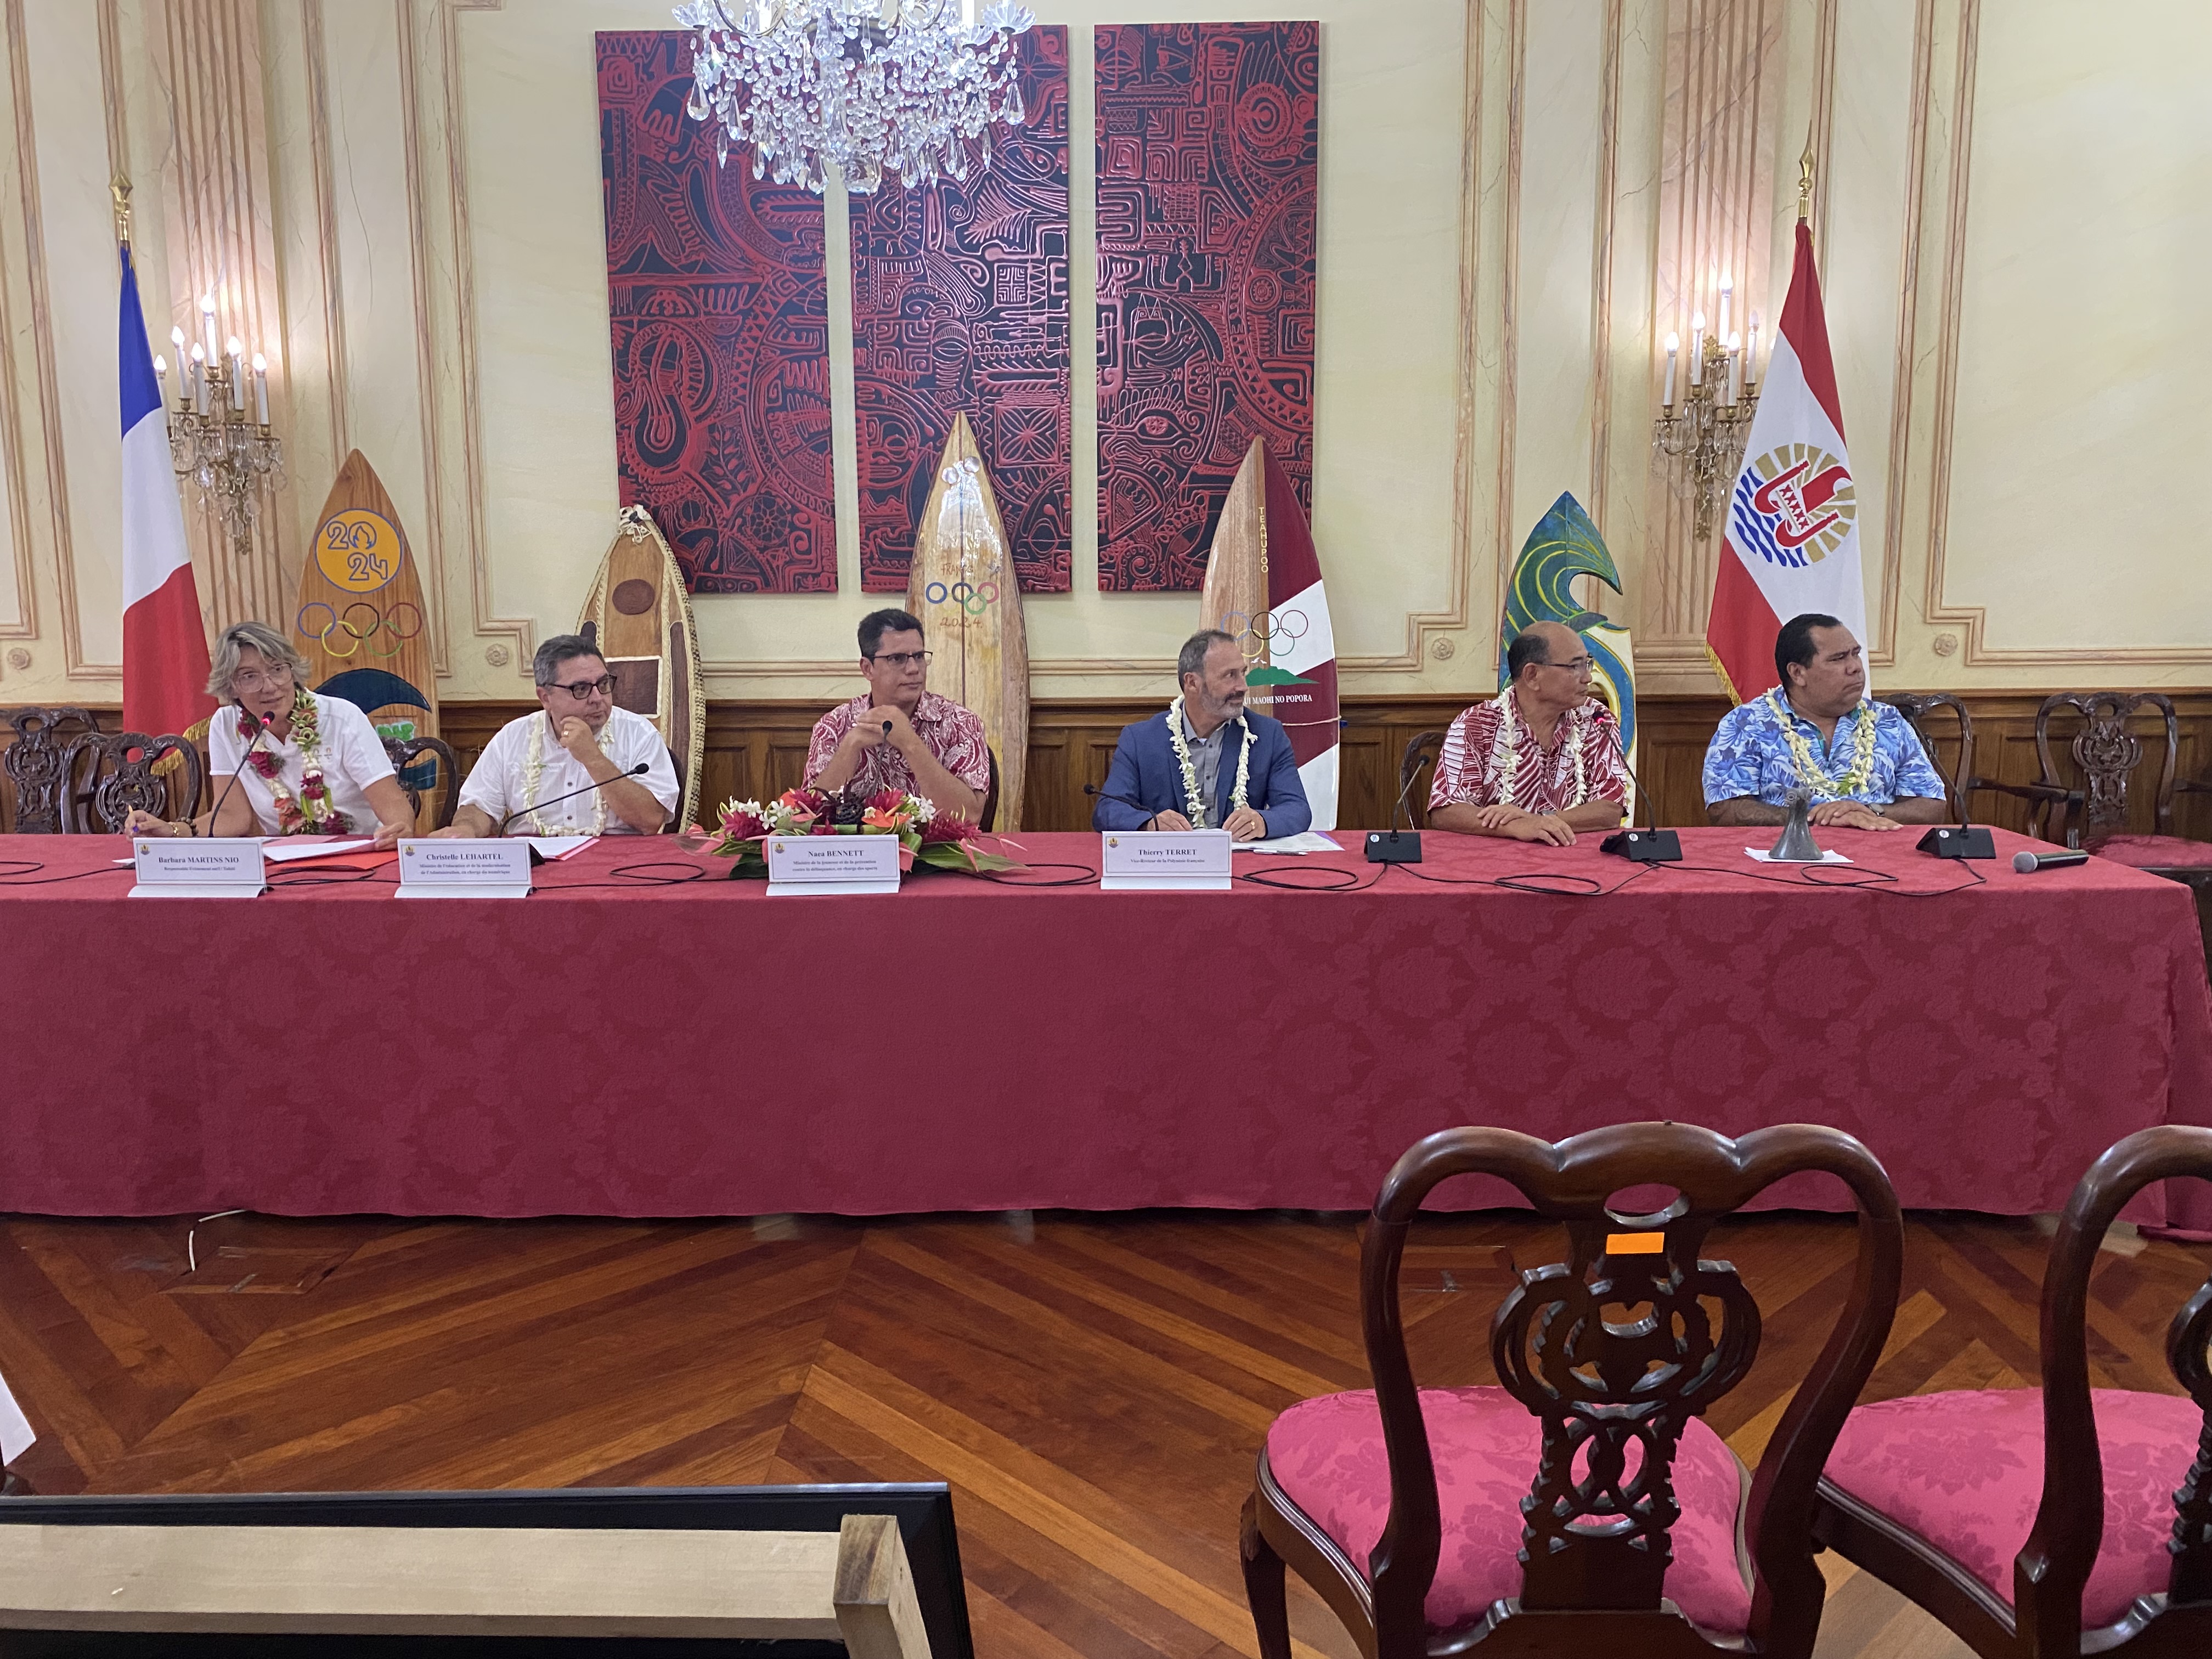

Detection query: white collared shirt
xmin=458 ymin=707 xmax=680 ymax=835
xmin=207 ymin=693 xmax=396 ymax=835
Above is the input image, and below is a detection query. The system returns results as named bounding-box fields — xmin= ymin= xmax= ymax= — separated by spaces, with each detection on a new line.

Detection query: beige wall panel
xmin=319 ymin=0 xmax=434 ymax=613
xmin=22 ymin=0 xmax=121 ymax=669
xmin=1505 ymin=0 xmax=1602 ymax=556
xmin=1937 ymin=0 xmax=2212 ymax=659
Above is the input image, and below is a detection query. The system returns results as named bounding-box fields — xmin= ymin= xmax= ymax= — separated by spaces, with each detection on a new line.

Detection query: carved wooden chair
xmin=980 ymin=747 xmax=1000 ymax=833
xmin=2 ymin=707 xmax=103 ymax=833
xmin=77 ymin=733 xmax=205 ymax=833
xmin=383 ymin=735 xmax=461 ymax=832
xmin=1815 ymin=1125 xmax=2212 ymax=1657
xmin=1398 ymin=730 xmax=1446 ymax=828
xmin=1243 ymin=1122 xmax=1903 ymax=1659
xmin=1970 ymin=693 xmax=2210 ymax=858
xmin=1880 ymin=692 xmax=1977 ymax=819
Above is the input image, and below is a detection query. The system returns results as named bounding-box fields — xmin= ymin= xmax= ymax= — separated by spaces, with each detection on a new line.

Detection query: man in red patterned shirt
xmin=1428 ymin=620 xmax=1628 ymax=847
xmin=806 ymin=608 xmax=991 ymax=822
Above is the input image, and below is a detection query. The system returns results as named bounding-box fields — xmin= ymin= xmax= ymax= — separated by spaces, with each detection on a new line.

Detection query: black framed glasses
xmin=866 ymin=650 xmax=933 ymax=669
xmin=548 ymin=674 xmax=617 ymax=699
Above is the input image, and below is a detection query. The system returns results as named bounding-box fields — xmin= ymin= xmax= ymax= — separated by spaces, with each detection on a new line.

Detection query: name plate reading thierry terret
xmin=1099 ymin=828 xmax=1233 ymax=891
xmin=129 ymin=838 xmax=266 ymax=899
xmin=765 ymin=833 xmax=902 ymax=896
xmin=396 ymin=838 xmax=533 ymax=899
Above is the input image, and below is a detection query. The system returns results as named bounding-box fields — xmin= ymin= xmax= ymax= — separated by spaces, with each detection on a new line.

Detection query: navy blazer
xmin=1092 ymin=711 xmax=1312 ymax=837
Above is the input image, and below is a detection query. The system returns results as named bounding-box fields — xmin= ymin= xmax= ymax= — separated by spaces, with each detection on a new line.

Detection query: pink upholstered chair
xmin=1241 ymin=1122 xmax=1903 ymax=1658
xmin=1815 ymin=1125 xmax=2212 ymax=1657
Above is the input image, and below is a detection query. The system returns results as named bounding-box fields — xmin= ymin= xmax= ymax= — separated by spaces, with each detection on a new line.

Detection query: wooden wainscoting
xmin=7 ymin=692 xmax=2211 ymax=837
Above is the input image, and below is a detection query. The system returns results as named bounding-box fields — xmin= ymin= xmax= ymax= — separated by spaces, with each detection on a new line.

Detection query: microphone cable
xmin=532 ymin=859 xmax=716 ymax=890
xmin=961 ymin=862 xmax=1099 ymax=888
xmin=1237 ymin=862 xmax=1384 ymax=892
xmin=0 ymin=859 xmax=136 ymax=886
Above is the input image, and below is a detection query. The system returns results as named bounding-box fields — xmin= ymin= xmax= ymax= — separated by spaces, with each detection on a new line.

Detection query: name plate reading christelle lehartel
xmin=129 ymin=837 xmax=266 ymax=899
xmin=396 ymin=838 xmax=533 ymax=899
xmin=765 ymin=833 xmax=902 ymax=896
xmin=1099 ymin=828 xmax=1233 ymax=891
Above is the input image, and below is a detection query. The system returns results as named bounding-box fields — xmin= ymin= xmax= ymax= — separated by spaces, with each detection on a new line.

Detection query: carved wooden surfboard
xmin=578 ymin=504 xmax=706 ymax=830
xmin=291 ymin=450 xmax=440 ymax=808
xmin=1199 ymin=438 xmax=1339 ymax=828
xmin=904 ymin=414 xmax=1028 ymax=831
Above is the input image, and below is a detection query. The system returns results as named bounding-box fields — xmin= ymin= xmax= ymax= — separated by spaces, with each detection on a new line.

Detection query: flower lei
xmin=243 ymin=691 xmax=353 ymax=835
xmin=1165 ymin=696 xmax=1251 ymax=828
xmin=1489 ymin=686 xmax=1590 ymax=810
xmin=522 ymin=714 xmax=610 ymax=837
xmin=1766 ymin=689 xmax=1879 ymax=799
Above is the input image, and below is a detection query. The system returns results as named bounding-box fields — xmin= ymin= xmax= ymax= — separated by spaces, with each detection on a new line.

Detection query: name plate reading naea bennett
xmin=1099 ymin=828 xmax=1233 ymax=891
xmin=396 ymin=838 xmax=533 ymax=899
xmin=130 ymin=837 xmax=266 ymax=899
xmin=765 ymin=833 xmax=902 ymax=896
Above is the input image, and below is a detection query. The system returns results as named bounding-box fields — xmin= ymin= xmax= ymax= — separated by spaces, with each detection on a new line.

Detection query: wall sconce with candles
xmin=1652 ymin=270 xmax=1760 ymax=541
xmin=153 ymin=289 xmax=285 ymax=557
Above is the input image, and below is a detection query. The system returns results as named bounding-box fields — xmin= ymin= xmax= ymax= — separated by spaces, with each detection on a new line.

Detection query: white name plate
xmin=1100 ymin=828 xmax=1233 ymax=891
xmin=396 ymin=837 xmax=533 ymax=899
xmin=765 ymin=832 xmax=902 ymax=895
xmin=130 ymin=837 xmax=266 ymax=899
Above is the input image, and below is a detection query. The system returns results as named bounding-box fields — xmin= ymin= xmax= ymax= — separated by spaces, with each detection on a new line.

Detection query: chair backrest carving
xmin=2019 ymin=1125 xmax=2212 ymax=1646
xmin=1397 ymin=730 xmax=1444 ymax=828
xmin=2033 ymin=692 xmax=2179 ymax=847
xmin=80 ymin=733 xmax=204 ymax=833
xmin=1358 ymin=1123 xmax=1900 ymax=1656
xmin=384 ymin=735 xmax=461 ymax=832
xmin=1880 ymin=692 xmax=1976 ymax=819
xmin=3 ymin=707 xmax=103 ymax=833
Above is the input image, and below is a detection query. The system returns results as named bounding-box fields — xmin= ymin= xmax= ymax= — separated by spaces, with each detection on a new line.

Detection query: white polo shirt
xmin=207 ymin=693 xmax=396 ymax=836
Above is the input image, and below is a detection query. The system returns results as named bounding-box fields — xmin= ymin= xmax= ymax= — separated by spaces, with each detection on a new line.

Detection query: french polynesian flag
xmin=119 ymin=245 xmax=212 ymax=738
xmin=1706 ymin=220 xmax=1867 ymax=702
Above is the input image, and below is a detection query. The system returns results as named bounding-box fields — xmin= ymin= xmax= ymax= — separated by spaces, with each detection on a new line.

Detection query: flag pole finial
xmin=110 ymin=174 xmax=132 ymax=249
xmin=1797 ymin=134 xmax=1816 ymax=223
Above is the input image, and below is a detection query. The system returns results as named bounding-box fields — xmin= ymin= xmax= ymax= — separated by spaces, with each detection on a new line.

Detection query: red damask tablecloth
xmin=3 ymin=827 xmax=2207 ymax=1224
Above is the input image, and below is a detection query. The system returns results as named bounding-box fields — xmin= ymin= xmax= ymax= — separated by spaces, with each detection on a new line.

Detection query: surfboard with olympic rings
xmin=1199 ymin=437 xmax=1339 ymax=830
xmin=577 ymin=505 xmax=705 ymax=831
xmin=291 ymin=450 xmax=441 ymax=818
xmin=904 ymin=414 xmax=1029 ymax=832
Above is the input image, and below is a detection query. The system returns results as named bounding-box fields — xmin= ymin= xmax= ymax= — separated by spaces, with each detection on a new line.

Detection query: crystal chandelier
xmin=674 ymin=0 xmax=1036 ymax=195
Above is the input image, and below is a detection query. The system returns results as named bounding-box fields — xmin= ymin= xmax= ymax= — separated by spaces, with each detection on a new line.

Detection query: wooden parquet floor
xmin=1 ymin=1206 xmax=2207 ymax=1658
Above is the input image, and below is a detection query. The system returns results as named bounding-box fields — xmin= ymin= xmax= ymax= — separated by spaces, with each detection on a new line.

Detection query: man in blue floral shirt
xmin=1703 ymin=613 xmax=1948 ymax=831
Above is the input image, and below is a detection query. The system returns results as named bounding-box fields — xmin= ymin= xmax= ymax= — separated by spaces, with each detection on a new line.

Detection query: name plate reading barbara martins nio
xmin=129 ymin=837 xmax=267 ymax=899
xmin=1099 ymin=829 xmax=1233 ymax=892
xmin=396 ymin=838 xmax=533 ymax=900
xmin=765 ymin=833 xmax=903 ymax=896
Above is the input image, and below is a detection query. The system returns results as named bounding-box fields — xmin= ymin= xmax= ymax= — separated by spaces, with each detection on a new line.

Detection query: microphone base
xmin=1918 ymin=825 xmax=1995 ymax=860
xmin=1364 ymin=830 xmax=1424 ymax=864
xmin=1601 ymin=828 xmax=1682 ymax=863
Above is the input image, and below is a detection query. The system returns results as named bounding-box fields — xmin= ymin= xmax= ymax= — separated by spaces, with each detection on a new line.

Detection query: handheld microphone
xmin=2012 ymin=847 xmax=2090 ymax=873
xmin=496 ymin=764 xmax=651 ymax=835
xmin=1594 ymin=711 xmax=1682 ymax=863
xmin=201 ymin=702 xmax=275 ymax=837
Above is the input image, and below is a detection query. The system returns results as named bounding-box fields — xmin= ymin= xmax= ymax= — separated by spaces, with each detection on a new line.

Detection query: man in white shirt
xmin=438 ymin=635 xmax=679 ymax=837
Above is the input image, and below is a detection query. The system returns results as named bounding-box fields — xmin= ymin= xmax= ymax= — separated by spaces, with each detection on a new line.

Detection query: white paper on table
xmin=1235 ymin=831 xmax=1342 ymax=856
xmin=262 ymin=838 xmax=373 ymax=864
xmin=1744 ymin=847 xmax=1854 ymax=865
xmin=0 ymin=1365 xmax=34 ymax=1464
xmin=524 ymin=837 xmax=598 ymax=861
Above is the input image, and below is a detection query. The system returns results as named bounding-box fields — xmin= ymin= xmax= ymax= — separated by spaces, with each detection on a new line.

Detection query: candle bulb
xmin=199 ymin=293 xmax=218 ymax=361
xmin=1717 ymin=274 xmax=1733 ymax=348
xmin=1662 ymin=332 xmax=1679 ymax=408
xmin=252 ymin=353 xmax=268 ymax=426
xmin=1689 ymin=311 xmax=1705 ymax=385
xmin=224 ymin=336 xmax=244 ymax=409
xmin=189 ymin=343 xmax=207 ymax=415
xmin=1725 ymin=331 xmax=1742 ymax=405
xmin=1746 ymin=312 xmax=1761 ymax=385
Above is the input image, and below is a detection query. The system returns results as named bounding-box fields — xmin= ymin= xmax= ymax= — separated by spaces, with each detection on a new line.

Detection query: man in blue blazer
xmin=1093 ymin=630 xmax=1312 ymax=840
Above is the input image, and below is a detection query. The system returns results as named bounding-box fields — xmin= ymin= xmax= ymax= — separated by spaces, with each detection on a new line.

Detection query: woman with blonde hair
xmin=123 ymin=620 xmax=415 ymax=847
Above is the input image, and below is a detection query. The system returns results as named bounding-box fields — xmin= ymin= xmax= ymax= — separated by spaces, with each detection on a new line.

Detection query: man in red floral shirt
xmin=1428 ymin=620 xmax=1628 ymax=847
xmin=805 ymin=608 xmax=991 ymax=823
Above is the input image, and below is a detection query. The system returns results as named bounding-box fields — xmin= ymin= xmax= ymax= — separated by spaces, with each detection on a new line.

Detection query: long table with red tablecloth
xmin=3 ymin=826 xmax=2208 ymax=1226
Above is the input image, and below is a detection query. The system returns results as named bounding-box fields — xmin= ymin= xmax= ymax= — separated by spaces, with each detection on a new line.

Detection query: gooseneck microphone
xmin=1595 ymin=712 xmax=1683 ymax=863
xmin=2012 ymin=847 xmax=2090 ymax=873
xmin=1083 ymin=781 xmax=1174 ymax=830
xmin=200 ymin=702 xmax=274 ymax=837
xmin=496 ymin=763 xmax=652 ymax=834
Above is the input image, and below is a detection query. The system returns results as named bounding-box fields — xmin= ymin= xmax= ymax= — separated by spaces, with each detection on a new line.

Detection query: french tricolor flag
xmin=1706 ymin=221 xmax=1868 ymax=702
xmin=119 ymin=244 xmax=213 ymax=738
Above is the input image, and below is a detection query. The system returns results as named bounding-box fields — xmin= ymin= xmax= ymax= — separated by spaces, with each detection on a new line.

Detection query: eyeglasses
xmin=866 ymin=650 xmax=933 ymax=669
xmin=546 ymin=674 xmax=617 ymax=699
xmin=1548 ymin=658 xmax=1594 ymax=675
xmin=233 ymin=668 xmax=294 ymax=692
